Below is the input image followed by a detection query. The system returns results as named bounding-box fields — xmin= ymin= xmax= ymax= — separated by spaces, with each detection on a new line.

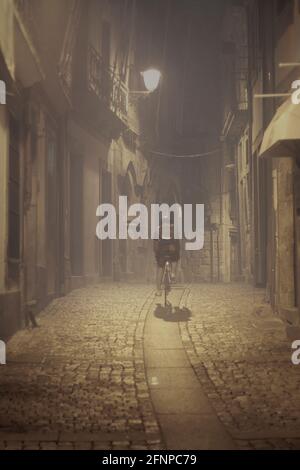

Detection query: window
xmin=70 ymin=154 xmax=83 ymax=276
xmin=101 ymin=169 xmax=112 ymax=277
xmin=46 ymin=127 xmax=59 ymax=295
xmin=245 ymin=137 xmax=249 ymax=166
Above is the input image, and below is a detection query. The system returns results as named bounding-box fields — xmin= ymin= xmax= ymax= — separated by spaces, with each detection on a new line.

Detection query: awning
xmin=259 ymin=99 xmax=300 ymax=158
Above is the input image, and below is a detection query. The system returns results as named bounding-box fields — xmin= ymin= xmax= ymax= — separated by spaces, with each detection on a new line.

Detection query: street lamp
xmin=129 ymin=68 xmax=162 ymax=96
xmin=141 ymin=69 xmax=161 ymax=93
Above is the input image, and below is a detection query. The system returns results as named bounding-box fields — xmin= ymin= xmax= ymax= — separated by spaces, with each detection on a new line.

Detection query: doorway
xmin=295 ymin=157 xmax=300 ymax=310
xmin=70 ymin=153 xmax=83 ymax=277
xmin=101 ymin=169 xmax=113 ymax=277
xmin=230 ymin=231 xmax=240 ymax=282
xmin=46 ymin=127 xmax=59 ymax=296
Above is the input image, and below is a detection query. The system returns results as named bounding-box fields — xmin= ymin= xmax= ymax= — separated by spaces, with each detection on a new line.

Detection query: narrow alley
xmin=1 ymin=0 xmax=300 ymax=456
xmin=0 ymin=283 xmax=298 ymax=450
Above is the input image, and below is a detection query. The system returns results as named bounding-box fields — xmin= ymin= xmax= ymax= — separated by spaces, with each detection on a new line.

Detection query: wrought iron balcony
xmin=222 ymin=79 xmax=248 ymax=139
xmin=87 ymin=45 xmax=128 ymax=122
xmin=58 ymin=0 xmax=83 ymax=103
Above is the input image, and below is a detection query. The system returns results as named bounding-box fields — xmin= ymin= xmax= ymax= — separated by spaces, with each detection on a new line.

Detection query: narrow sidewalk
xmin=144 ymin=286 xmax=236 ymax=450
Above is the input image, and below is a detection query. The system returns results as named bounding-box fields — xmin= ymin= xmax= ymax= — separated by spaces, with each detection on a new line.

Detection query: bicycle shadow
xmin=154 ymin=304 xmax=192 ymax=322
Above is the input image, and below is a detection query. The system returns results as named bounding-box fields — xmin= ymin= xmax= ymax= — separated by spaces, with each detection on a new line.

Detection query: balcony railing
xmin=87 ymin=45 xmax=128 ymax=121
xmin=58 ymin=0 xmax=83 ymax=103
xmin=111 ymin=75 xmax=128 ymax=119
xmin=222 ymin=75 xmax=249 ymax=139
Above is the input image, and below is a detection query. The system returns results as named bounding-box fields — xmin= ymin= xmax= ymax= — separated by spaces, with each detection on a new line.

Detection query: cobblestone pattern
xmin=0 ymin=440 xmax=163 ymax=450
xmin=2 ymin=282 xmax=300 ymax=451
xmin=179 ymin=284 xmax=300 ymax=450
xmin=0 ymin=284 xmax=163 ymax=450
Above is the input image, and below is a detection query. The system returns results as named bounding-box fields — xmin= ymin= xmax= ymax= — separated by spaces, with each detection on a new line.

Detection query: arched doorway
xmin=117 ymin=162 xmax=139 ymax=279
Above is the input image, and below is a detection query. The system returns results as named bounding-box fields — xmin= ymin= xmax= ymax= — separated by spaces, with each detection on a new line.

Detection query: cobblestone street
xmin=0 ymin=285 xmax=159 ymax=450
xmin=180 ymin=285 xmax=300 ymax=450
xmin=0 ymin=283 xmax=300 ymax=450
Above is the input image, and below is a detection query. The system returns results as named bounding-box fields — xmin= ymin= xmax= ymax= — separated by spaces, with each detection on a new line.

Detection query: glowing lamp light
xmin=141 ymin=69 xmax=161 ymax=92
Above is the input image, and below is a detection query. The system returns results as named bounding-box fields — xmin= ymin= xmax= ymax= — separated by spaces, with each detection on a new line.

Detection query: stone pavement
xmin=179 ymin=284 xmax=300 ymax=450
xmin=0 ymin=284 xmax=161 ymax=450
xmin=0 ymin=282 xmax=299 ymax=450
xmin=145 ymin=286 xmax=235 ymax=450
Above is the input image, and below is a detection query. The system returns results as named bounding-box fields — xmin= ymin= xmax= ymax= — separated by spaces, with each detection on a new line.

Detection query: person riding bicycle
xmin=153 ymin=215 xmax=180 ymax=296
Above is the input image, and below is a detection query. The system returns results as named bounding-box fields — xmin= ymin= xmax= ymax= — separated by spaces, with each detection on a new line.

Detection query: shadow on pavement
xmin=154 ymin=304 xmax=192 ymax=322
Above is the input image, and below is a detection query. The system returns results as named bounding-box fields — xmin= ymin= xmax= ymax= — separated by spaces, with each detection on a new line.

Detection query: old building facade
xmin=3 ymin=0 xmax=300 ymax=340
xmin=0 ymin=0 xmax=159 ymax=338
xmin=221 ymin=0 xmax=300 ymax=332
xmin=0 ymin=0 xmax=237 ymax=341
